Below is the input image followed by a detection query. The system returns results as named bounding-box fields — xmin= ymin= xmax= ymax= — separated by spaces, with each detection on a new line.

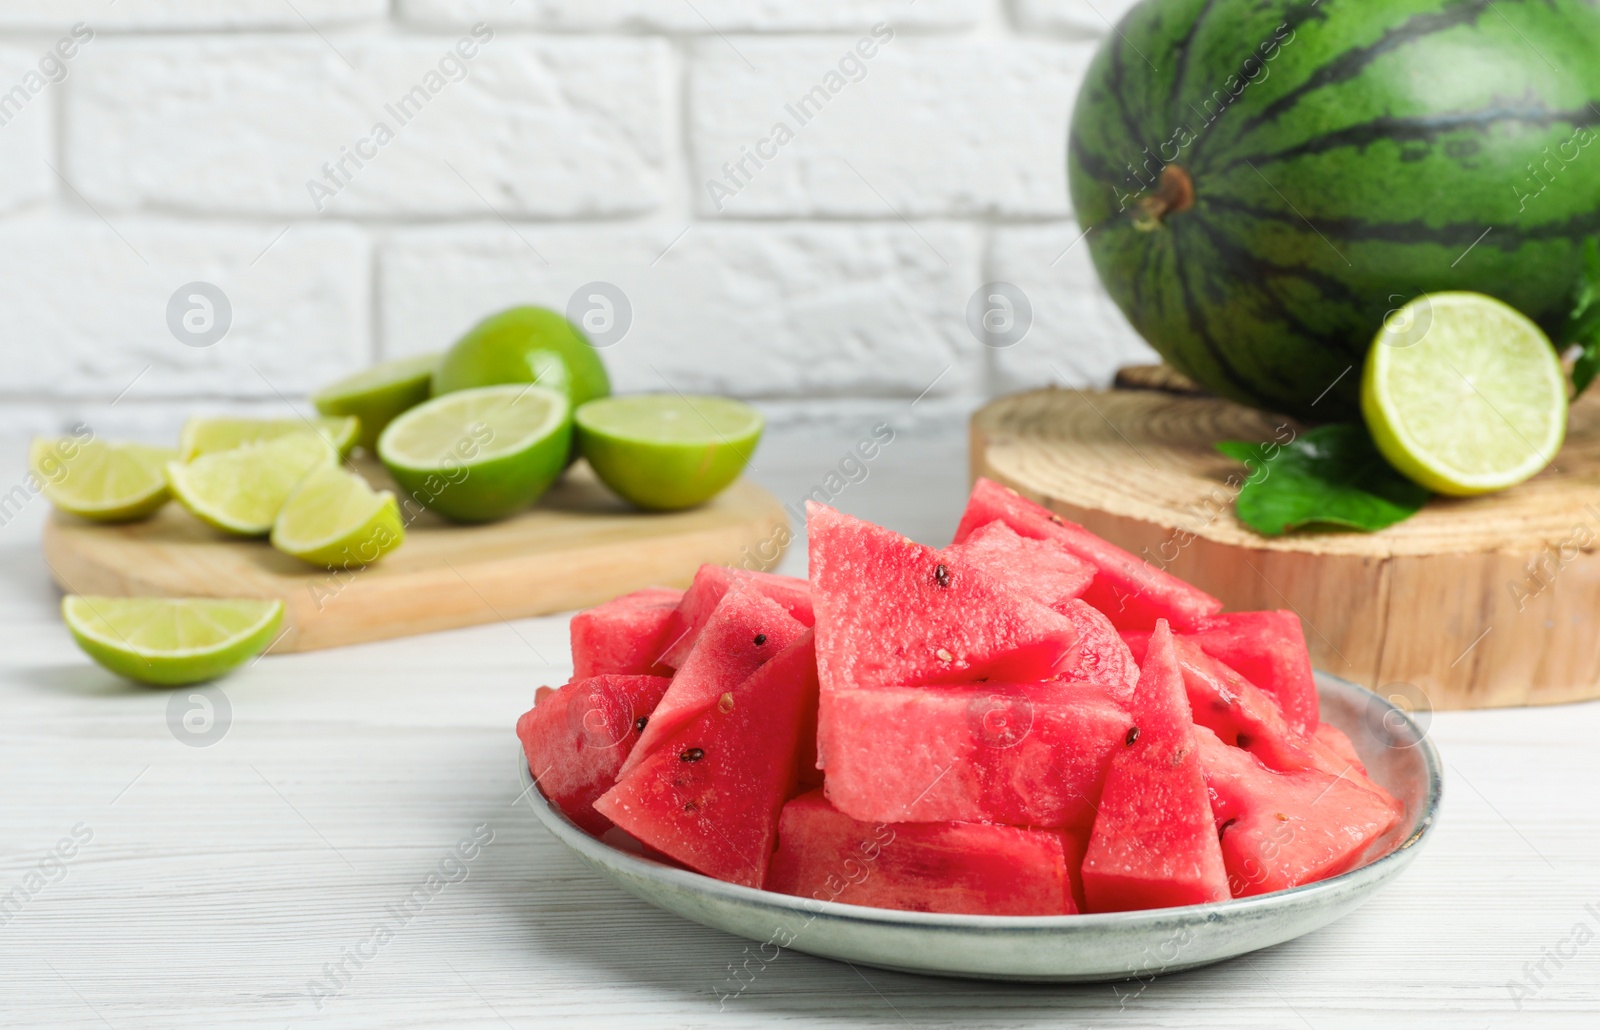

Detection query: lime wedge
xmin=29 ymin=438 xmax=176 ymax=522
xmin=271 ymin=466 xmax=405 ymax=569
xmin=179 ymin=415 xmax=359 ymax=461
xmin=168 ymin=433 xmax=338 ymax=536
xmin=575 ymin=395 xmax=762 ymax=511
xmin=377 ymin=384 xmax=571 ymax=523
xmin=1362 ymin=292 xmax=1567 ymax=496
xmin=62 ymin=595 xmax=284 ymax=686
xmin=313 ymin=353 xmax=438 ymax=451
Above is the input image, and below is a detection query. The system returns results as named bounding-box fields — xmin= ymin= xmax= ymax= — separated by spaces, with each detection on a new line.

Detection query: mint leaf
xmin=1562 ymin=238 xmax=1600 ymax=397
xmin=1215 ymin=425 xmax=1429 ymax=536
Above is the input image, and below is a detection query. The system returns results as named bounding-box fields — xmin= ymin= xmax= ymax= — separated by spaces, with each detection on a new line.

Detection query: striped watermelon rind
xmin=1068 ymin=0 xmax=1600 ymax=420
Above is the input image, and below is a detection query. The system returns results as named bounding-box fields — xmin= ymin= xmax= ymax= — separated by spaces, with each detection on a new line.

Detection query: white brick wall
xmin=0 ymin=1 xmax=1150 ymax=459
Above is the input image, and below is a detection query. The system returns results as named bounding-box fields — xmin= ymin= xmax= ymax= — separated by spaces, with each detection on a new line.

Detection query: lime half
xmin=168 ymin=433 xmax=338 ymax=536
xmin=377 ymin=384 xmax=571 ymax=523
xmin=313 ymin=354 xmax=438 ymax=451
xmin=271 ymin=466 xmax=405 ymax=569
xmin=30 ymin=438 xmax=176 ymax=522
xmin=180 ymin=415 xmax=359 ymax=461
xmin=1363 ymin=292 xmax=1567 ymax=496
xmin=62 ymin=595 xmax=284 ymax=686
xmin=575 ymin=394 xmax=762 ymax=510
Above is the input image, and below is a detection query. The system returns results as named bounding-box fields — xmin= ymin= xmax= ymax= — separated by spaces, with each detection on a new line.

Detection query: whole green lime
xmin=433 ymin=307 xmax=612 ymax=412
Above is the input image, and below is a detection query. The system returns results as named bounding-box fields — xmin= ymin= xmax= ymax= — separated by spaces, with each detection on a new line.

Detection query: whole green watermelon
xmin=1068 ymin=0 xmax=1600 ymax=420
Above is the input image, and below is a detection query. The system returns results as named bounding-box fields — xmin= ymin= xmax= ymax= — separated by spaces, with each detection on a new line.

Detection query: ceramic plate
xmin=519 ymin=672 xmax=1441 ymax=982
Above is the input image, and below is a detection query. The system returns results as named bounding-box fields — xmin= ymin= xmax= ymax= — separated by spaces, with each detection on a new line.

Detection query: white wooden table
xmin=3 ymin=423 xmax=1598 ymax=1028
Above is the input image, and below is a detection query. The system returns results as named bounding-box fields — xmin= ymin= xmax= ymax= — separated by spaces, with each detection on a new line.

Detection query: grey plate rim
xmin=518 ymin=672 xmax=1441 ymax=938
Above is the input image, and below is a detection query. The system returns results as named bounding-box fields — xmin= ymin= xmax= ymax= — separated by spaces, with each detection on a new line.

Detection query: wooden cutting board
xmin=973 ymin=370 xmax=1600 ymax=711
xmin=40 ymin=459 xmax=789 ymax=654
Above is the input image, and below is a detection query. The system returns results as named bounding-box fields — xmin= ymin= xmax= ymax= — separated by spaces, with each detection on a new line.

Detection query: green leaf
xmin=1562 ymin=237 xmax=1600 ymax=397
xmin=1215 ymin=425 xmax=1430 ymax=537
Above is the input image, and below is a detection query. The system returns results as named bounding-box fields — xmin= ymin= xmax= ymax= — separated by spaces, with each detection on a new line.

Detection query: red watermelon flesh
xmin=953 ymin=478 xmax=1223 ymax=633
xmin=517 ymin=674 xmax=672 ymax=836
xmin=943 ymin=521 xmax=1094 ymax=610
xmin=622 ymin=586 xmax=806 ymax=777
xmin=1314 ymin=722 xmax=1368 ymax=776
xmin=765 ymin=790 xmax=1073 ymax=916
xmin=1122 ymin=631 xmax=1344 ymax=780
xmin=1196 ymin=726 xmax=1404 ymax=897
xmin=1190 ymin=611 xmax=1319 ymax=734
xmin=808 ymin=502 xmax=1085 ymax=693
xmin=1055 ymin=599 xmax=1139 ymax=701
xmin=1082 ymin=622 xmax=1230 ymax=913
xmin=819 ymin=680 xmax=1130 ymax=829
xmin=570 ymin=587 xmax=683 ymax=680
xmin=659 ymin=565 xmax=814 ymax=668
xmin=593 ymin=632 xmax=820 ymax=888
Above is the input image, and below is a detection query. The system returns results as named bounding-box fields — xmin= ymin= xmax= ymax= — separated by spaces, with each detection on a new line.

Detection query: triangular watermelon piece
xmin=943 ymin=521 xmax=1094 ymax=610
xmin=1123 ymin=632 xmax=1348 ymax=780
xmin=593 ymin=632 xmax=820 ymax=888
xmin=1196 ymin=725 xmax=1404 ymax=897
xmin=517 ymin=674 xmax=672 ymax=836
xmin=1055 ymin=599 xmax=1139 ymax=700
xmin=658 ymin=565 xmax=813 ymax=668
xmin=1313 ymin=722 xmax=1367 ymax=775
xmin=621 ymin=585 xmax=806 ymax=776
xmin=569 ymin=587 xmax=682 ymax=680
xmin=953 ymin=478 xmax=1223 ymax=632
xmin=1189 ymin=611 xmax=1319 ymax=733
xmin=1081 ymin=621 xmax=1230 ymax=912
xmin=807 ymin=502 xmax=1088 ymax=693
xmin=765 ymin=790 xmax=1073 ymax=915
xmin=819 ymin=680 xmax=1130 ymax=829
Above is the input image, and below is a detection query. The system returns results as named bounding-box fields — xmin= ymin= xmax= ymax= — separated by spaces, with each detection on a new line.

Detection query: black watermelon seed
xmin=1125 ymin=726 xmax=1140 ymax=747
xmin=934 ymin=563 xmax=951 ymax=588
xmin=1235 ymin=733 xmax=1253 ymax=750
xmin=753 ymin=633 xmax=767 ymax=646
xmin=634 ymin=716 xmax=648 ymax=733
xmin=680 ymin=747 xmax=705 ymax=762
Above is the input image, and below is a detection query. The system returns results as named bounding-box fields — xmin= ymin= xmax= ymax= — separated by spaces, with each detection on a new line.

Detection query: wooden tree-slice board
xmin=972 ymin=383 xmax=1600 ymax=711
xmin=41 ymin=460 xmax=789 ymax=654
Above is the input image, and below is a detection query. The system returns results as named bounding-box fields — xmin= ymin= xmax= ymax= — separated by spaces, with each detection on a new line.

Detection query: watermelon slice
xmin=819 ymin=680 xmax=1129 ymax=829
xmin=1314 ymin=722 xmax=1368 ymax=776
xmin=1055 ymin=599 xmax=1139 ymax=700
xmin=943 ymin=521 xmax=1094 ymax=610
xmin=1123 ymin=632 xmax=1351 ymax=781
xmin=593 ymin=632 xmax=820 ymax=888
xmin=765 ymin=790 xmax=1073 ymax=915
xmin=1082 ymin=622 xmax=1230 ymax=912
xmin=1196 ymin=726 xmax=1404 ymax=897
xmin=569 ymin=587 xmax=682 ymax=680
xmin=659 ymin=565 xmax=813 ymax=668
xmin=621 ymin=585 xmax=806 ymax=776
xmin=953 ymin=478 xmax=1223 ymax=632
xmin=1189 ymin=611 xmax=1319 ymax=733
xmin=808 ymin=502 xmax=1089 ymax=693
xmin=517 ymin=674 xmax=672 ymax=836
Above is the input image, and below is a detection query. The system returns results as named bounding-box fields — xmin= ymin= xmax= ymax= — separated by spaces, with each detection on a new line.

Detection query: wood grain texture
xmin=971 ymin=386 xmax=1600 ymax=711
xmin=38 ymin=460 xmax=789 ymax=653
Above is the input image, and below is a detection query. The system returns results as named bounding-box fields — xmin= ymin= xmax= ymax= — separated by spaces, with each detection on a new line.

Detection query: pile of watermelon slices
xmin=517 ymin=479 xmax=1405 ymax=915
